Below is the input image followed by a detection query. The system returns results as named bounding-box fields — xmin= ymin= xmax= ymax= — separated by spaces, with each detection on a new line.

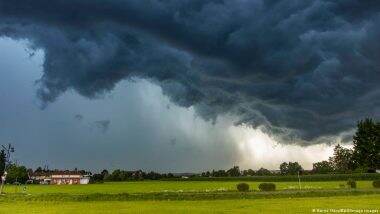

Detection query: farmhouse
xmin=51 ymin=171 xmax=90 ymax=185
xmin=30 ymin=170 xmax=90 ymax=185
xmin=29 ymin=172 xmax=52 ymax=184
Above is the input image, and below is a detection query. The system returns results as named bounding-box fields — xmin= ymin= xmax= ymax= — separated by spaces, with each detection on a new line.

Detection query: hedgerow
xmin=258 ymin=183 xmax=276 ymax=191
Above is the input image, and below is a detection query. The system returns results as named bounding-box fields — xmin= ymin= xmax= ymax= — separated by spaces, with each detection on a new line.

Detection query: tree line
xmin=201 ymin=118 xmax=379 ymax=177
xmin=313 ymin=118 xmax=379 ymax=174
xmin=92 ymin=119 xmax=379 ymax=181
xmin=90 ymin=169 xmax=179 ymax=183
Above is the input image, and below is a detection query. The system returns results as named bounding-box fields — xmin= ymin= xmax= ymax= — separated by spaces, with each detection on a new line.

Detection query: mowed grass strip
xmin=3 ymin=181 xmax=376 ymax=195
xmin=1 ymin=195 xmax=379 ymax=214
xmin=1 ymin=189 xmax=380 ymax=202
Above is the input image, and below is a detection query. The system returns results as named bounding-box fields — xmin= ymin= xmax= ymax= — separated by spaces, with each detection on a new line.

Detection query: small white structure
xmin=42 ymin=178 xmax=52 ymax=185
xmin=80 ymin=175 xmax=90 ymax=184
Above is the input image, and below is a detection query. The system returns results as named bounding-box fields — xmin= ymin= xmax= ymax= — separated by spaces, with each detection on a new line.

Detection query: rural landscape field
xmin=1 ymin=0 xmax=380 ymax=213
xmin=1 ymin=175 xmax=380 ymax=213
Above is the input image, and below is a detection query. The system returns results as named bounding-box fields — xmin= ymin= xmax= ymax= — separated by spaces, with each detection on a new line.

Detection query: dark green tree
xmin=34 ymin=167 xmax=43 ymax=173
xmin=90 ymin=173 xmax=104 ymax=183
xmin=0 ymin=149 xmax=5 ymax=175
xmin=353 ymin=118 xmax=380 ymax=170
xmin=6 ymin=164 xmax=29 ymax=184
xmin=279 ymin=162 xmax=288 ymax=175
xmin=312 ymin=160 xmax=334 ymax=174
xmin=242 ymin=169 xmax=255 ymax=176
xmin=279 ymin=162 xmax=303 ymax=175
xmin=289 ymin=162 xmax=303 ymax=174
xmin=101 ymin=169 xmax=109 ymax=178
xmin=329 ymin=144 xmax=355 ymax=173
xmin=211 ymin=170 xmax=227 ymax=177
xmin=227 ymin=166 xmax=241 ymax=177
xmin=256 ymin=168 xmax=272 ymax=176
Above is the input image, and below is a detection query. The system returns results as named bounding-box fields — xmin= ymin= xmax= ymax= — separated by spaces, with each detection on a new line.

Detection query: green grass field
xmin=1 ymin=195 xmax=379 ymax=213
xmin=1 ymin=180 xmax=379 ymax=213
xmin=3 ymin=180 xmax=376 ymax=194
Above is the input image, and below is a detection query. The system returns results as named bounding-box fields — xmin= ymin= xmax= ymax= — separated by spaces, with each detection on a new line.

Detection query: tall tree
xmin=6 ymin=164 xmax=29 ymax=184
xmin=329 ymin=144 xmax=355 ymax=173
xmin=256 ymin=168 xmax=272 ymax=176
xmin=242 ymin=169 xmax=255 ymax=176
xmin=279 ymin=162 xmax=303 ymax=175
xmin=101 ymin=169 xmax=109 ymax=177
xmin=0 ymin=150 xmax=5 ymax=175
xmin=227 ymin=166 xmax=241 ymax=177
xmin=312 ymin=160 xmax=334 ymax=174
xmin=353 ymin=118 xmax=380 ymax=170
xmin=279 ymin=162 xmax=289 ymax=175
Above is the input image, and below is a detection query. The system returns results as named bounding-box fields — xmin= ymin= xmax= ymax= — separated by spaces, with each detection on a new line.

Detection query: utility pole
xmin=297 ymin=170 xmax=302 ymax=190
xmin=0 ymin=144 xmax=15 ymax=194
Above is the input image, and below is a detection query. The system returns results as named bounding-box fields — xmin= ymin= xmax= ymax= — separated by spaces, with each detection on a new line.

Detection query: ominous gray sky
xmin=0 ymin=38 xmax=240 ymax=172
xmin=0 ymin=37 xmax=335 ymax=172
xmin=0 ymin=0 xmax=379 ymax=172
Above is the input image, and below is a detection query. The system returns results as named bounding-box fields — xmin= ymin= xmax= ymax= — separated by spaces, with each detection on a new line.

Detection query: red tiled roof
xmin=51 ymin=171 xmax=84 ymax=175
xmin=31 ymin=170 xmax=87 ymax=176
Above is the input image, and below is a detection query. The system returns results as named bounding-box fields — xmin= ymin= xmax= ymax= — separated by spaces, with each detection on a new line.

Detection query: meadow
xmin=0 ymin=180 xmax=379 ymax=213
xmin=2 ymin=180 xmax=378 ymax=194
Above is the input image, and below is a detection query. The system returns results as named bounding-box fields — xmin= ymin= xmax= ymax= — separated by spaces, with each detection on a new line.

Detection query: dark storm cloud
xmin=1 ymin=0 xmax=380 ymax=143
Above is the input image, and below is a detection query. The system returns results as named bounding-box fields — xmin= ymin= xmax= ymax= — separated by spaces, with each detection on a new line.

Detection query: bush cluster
xmin=373 ymin=180 xmax=380 ymax=188
xmin=258 ymin=183 xmax=276 ymax=191
xmin=347 ymin=179 xmax=356 ymax=188
xmin=236 ymin=183 xmax=250 ymax=192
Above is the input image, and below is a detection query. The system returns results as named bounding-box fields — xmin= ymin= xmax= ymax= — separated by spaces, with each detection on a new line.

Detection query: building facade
xmin=30 ymin=171 xmax=90 ymax=185
xmin=51 ymin=173 xmax=81 ymax=185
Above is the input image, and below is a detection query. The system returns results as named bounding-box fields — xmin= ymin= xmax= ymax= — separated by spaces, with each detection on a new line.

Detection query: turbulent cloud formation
xmin=1 ymin=0 xmax=380 ymax=143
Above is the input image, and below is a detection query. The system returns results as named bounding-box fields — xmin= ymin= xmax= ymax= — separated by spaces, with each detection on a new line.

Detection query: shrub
xmin=236 ymin=183 xmax=249 ymax=192
xmin=258 ymin=183 xmax=276 ymax=191
xmin=373 ymin=180 xmax=380 ymax=188
xmin=347 ymin=179 xmax=356 ymax=188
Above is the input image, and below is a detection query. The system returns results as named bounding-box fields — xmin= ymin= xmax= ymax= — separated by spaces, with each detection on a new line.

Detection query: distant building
xmin=80 ymin=175 xmax=91 ymax=184
xmin=30 ymin=170 xmax=90 ymax=185
xmin=29 ymin=172 xmax=52 ymax=184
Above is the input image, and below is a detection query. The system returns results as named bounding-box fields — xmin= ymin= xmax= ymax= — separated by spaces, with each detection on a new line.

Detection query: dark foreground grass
xmin=1 ymin=189 xmax=380 ymax=202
